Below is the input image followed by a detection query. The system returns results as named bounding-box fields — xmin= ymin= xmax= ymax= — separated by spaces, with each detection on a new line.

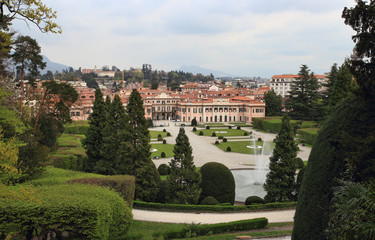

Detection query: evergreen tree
xmin=120 ymin=89 xmax=160 ymax=201
xmin=168 ymin=127 xmax=201 ymax=204
xmin=264 ymin=89 xmax=282 ymax=116
xmin=82 ymin=89 xmax=107 ymax=172
xmin=263 ymin=115 xmax=298 ymax=202
xmin=286 ymin=65 xmax=322 ymax=120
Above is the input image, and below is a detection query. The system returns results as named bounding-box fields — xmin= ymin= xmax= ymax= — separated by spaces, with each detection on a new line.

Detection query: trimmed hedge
xmin=66 ymin=175 xmax=135 ymax=207
xmin=0 ymin=184 xmax=132 ymax=240
xmin=133 ymin=201 xmax=297 ymax=212
xmin=298 ymin=128 xmax=319 ymax=145
xmin=53 ymin=154 xmax=84 ymax=171
xmin=64 ymin=125 xmax=89 ymax=135
xmin=162 ymin=218 xmax=268 ymax=239
xmin=200 ymin=196 xmax=219 ymax=205
xmin=252 ymin=117 xmax=301 ymax=133
xmin=245 ymin=196 xmax=265 ymax=205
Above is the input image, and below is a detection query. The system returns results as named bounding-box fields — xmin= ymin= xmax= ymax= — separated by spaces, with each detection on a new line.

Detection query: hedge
xmin=66 ymin=175 xmax=135 ymax=207
xmin=53 ymin=154 xmax=84 ymax=171
xmin=133 ymin=201 xmax=297 ymax=212
xmin=298 ymin=128 xmax=319 ymax=145
xmin=252 ymin=117 xmax=301 ymax=133
xmin=0 ymin=184 xmax=132 ymax=240
xmin=64 ymin=125 xmax=89 ymax=135
xmin=162 ymin=218 xmax=268 ymax=239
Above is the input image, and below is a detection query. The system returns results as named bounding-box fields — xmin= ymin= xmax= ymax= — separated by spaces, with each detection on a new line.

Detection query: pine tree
xmin=120 ymin=89 xmax=160 ymax=201
xmin=168 ymin=127 xmax=201 ymax=204
xmin=264 ymin=89 xmax=282 ymax=116
xmin=286 ymin=65 xmax=322 ymax=120
xmin=263 ymin=115 xmax=298 ymax=202
xmin=82 ymin=89 xmax=107 ymax=172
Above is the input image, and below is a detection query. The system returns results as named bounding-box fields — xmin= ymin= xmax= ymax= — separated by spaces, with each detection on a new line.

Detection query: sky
xmin=12 ymin=0 xmax=357 ymax=78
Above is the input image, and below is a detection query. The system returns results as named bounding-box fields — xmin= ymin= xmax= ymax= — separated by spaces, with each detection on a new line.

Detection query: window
xmin=76 ymin=112 xmax=80 ymax=116
xmin=85 ymin=110 xmax=90 ymax=114
xmin=188 ymin=108 xmax=190 ymax=112
xmin=81 ymin=96 xmax=86 ymax=98
xmin=199 ymin=108 xmax=202 ymax=113
xmin=70 ymin=112 xmax=75 ymax=116
xmin=193 ymin=108 xmax=197 ymax=113
xmin=89 ymin=96 xmax=94 ymax=98
xmin=147 ymin=108 xmax=151 ymax=114
xmin=182 ymin=108 xmax=186 ymax=113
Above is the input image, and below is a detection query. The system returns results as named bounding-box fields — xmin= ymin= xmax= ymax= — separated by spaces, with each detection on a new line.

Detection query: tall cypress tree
xmin=263 ymin=115 xmax=298 ymax=202
xmin=82 ymin=89 xmax=107 ymax=172
xmin=120 ymin=89 xmax=160 ymax=201
xmin=168 ymin=127 xmax=201 ymax=204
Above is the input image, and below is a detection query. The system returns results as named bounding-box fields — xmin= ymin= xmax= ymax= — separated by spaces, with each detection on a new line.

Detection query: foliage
xmin=245 ymin=196 xmax=265 ymax=205
xmin=294 ymin=157 xmax=305 ymax=169
xmin=161 ymin=151 xmax=166 ymax=158
xmin=212 ymin=132 xmax=216 ymax=137
xmin=298 ymin=128 xmax=318 ymax=145
xmin=199 ymin=131 xmax=203 ymax=135
xmin=215 ymin=140 xmax=219 ymax=145
xmin=226 ymin=146 xmax=231 ymax=151
xmin=168 ymin=128 xmax=201 ymax=204
xmin=18 ymin=139 xmax=49 ymax=178
xmin=193 ymin=127 xmax=197 ymax=131
xmin=286 ymin=65 xmax=322 ymax=121
xmin=264 ymin=115 xmax=299 ymax=202
xmin=264 ymin=89 xmax=282 ymax=116
xmin=0 ymin=128 xmax=21 ymax=185
xmin=158 ymin=164 xmax=170 ymax=176
xmin=155 ymin=180 xmax=170 ymax=204
xmin=199 ymin=162 xmax=235 ymax=205
xmin=200 ymin=196 xmax=219 ymax=205
xmin=326 ymin=180 xmax=375 ymax=240
xmin=191 ymin=118 xmax=197 ymax=126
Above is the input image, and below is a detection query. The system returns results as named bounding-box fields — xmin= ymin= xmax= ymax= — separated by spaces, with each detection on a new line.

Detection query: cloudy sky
xmin=13 ymin=0 xmax=356 ymax=78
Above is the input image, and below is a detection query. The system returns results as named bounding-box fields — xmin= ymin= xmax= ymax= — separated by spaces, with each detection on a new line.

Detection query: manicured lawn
xmin=195 ymin=128 xmax=249 ymax=137
xmin=204 ymin=123 xmax=226 ymax=126
xmin=57 ymin=134 xmax=85 ymax=147
xmin=150 ymin=130 xmax=170 ymax=138
xmin=150 ymin=144 xmax=174 ymax=158
xmin=229 ymin=122 xmax=252 ymax=127
xmin=66 ymin=120 xmax=89 ymax=126
xmin=215 ymin=141 xmax=274 ymax=155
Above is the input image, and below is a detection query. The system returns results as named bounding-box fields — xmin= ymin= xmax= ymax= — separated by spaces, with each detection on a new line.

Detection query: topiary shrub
xmin=215 ymin=141 xmax=219 ymax=145
xmin=245 ymin=196 xmax=265 ymax=205
xmin=199 ymin=162 xmax=235 ymax=205
xmin=228 ymin=126 xmax=232 ymax=129
xmin=212 ymin=132 xmax=216 ymax=137
xmin=258 ymin=137 xmax=262 ymax=142
xmin=199 ymin=131 xmax=203 ymax=136
xmin=218 ymin=136 xmax=223 ymax=139
xmin=163 ymin=139 xmax=167 ymax=144
xmin=163 ymin=129 xmax=166 ymax=132
xmin=158 ymin=134 xmax=162 ymax=138
xmin=157 ymin=137 xmax=163 ymax=141
xmin=161 ymin=152 xmax=166 ymax=158
xmin=244 ymin=132 xmax=248 ymax=136
xmin=200 ymin=196 xmax=219 ymax=205
xmin=206 ymin=126 xmax=210 ymax=130
xmin=237 ymin=126 xmax=241 ymax=130
xmin=223 ymin=138 xmax=227 ymax=142
xmin=226 ymin=147 xmax=231 ymax=152
xmin=158 ymin=163 xmax=170 ymax=175
xmin=294 ymin=157 xmax=305 ymax=169
xmin=193 ymin=127 xmax=197 ymax=132
xmin=167 ymin=132 xmax=171 ymax=136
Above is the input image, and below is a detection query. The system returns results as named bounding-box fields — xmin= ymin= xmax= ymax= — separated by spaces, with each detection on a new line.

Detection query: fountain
xmin=231 ymin=132 xmax=274 ymax=202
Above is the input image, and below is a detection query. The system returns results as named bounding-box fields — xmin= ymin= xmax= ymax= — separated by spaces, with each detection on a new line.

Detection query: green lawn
xmin=150 ymin=130 xmax=170 ymax=138
xmin=229 ymin=122 xmax=252 ymax=127
xmin=150 ymin=144 xmax=174 ymax=158
xmin=215 ymin=141 xmax=274 ymax=155
xmin=204 ymin=123 xmax=226 ymax=126
xmin=195 ymin=128 xmax=249 ymax=137
xmin=57 ymin=134 xmax=85 ymax=147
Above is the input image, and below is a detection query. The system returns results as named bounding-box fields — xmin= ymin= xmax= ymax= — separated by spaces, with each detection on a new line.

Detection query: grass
xmin=215 ymin=141 xmax=275 ymax=155
xmin=150 ymin=130 xmax=170 ymax=139
xmin=56 ymin=134 xmax=85 ymax=147
xmin=115 ymin=221 xmax=293 ymax=240
xmin=150 ymin=144 xmax=174 ymax=158
xmin=204 ymin=123 xmax=226 ymax=126
xmin=229 ymin=122 xmax=252 ymax=127
xmin=66 ymin=120 xmax=89 ymax=126
xmin=195 ymin=128 xmax=249 ymax=137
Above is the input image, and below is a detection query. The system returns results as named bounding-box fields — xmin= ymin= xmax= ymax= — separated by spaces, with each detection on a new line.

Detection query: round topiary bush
xmin=199 ymin=162 xmax=235 ymax=205
xmin=215 ymin=141 xmax=219 ymax=145
xmin=237 ymin=126 xmax=241 ymax=130
xmin=228 ymin=126 xmax=232 ymax=129
xmin=163 ymin=129 xmax=166 ymax=132
xmin=157 ymin=137 xmax=163 ymax=141
xmin=212 ymin=132 xmax=216 ymax=137
xmin=226 ymin=146 xmax=231 ymax=152
xmin=158 ymin=164 xmax=170 ymax=175
xmin=200 ymin=196 xmax=219 ymax=205
xmin=244 ymin=132 xmax=248 ymax=136
xmin=193 ymin=127 xmax=197 ymax=132
xmin=167 ymin=132 xmax=171 ymax=136
xmin=245 ymin=196 xmax=265 ymax=205
xmin=218 ymin=136 xmax=223 ymax=139
xmin=258 ymin=137 xmax=262 ymax=142
xmin=199 ymin=131 xmax=203 ymax=136
xmin=162 ymin=140 xmax=166 ymax=144
xmin=206 ymin=126 xmax=210 ymax=130
xmin=223 ymin=138 xmax=227 ymax=142
xmin=294 ymin=157 xmax=305 ymax=169
xmin=158 ymin=134 xmax=162 ymax=138
xmin=161 ymin=152 xmax=166 ymax=158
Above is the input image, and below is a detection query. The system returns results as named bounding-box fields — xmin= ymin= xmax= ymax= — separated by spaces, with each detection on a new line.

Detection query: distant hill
xmin=177 ymin=65 xmax=233 ymax=78
xmin=41 ymin=55 xmax=72 ymax=74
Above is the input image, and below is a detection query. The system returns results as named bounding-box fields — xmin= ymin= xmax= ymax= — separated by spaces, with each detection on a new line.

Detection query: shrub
xmin=158 ymin=164 xmax=170 ymax=175
xmin=163 ymin=129 xmax=166 ymax=132
xmin=218 ymin=136 xmax=223 ymax=139
xmin=166 ymin=132 xmax=171 ymax=136
xmin=298 ymin=128 xmax=319 ymax=145
xmin=193 ymin=127 xmax=197 ymax=132
xmin=258 ymin=137 xmax=262 ymax=142
xmin=200 ymin=196 xmax=219 ymax=205
xmin=226 ymin=147 xmax=231 ymax=152
xmin=0 ymin=184 xmax=132 ymax=239
xmin=191 ymin=118 xmax=197 ymax=127
xmin=53 ymin=154 xmax=84 ymax=171
xmin=206 ymin=126 xmax=210 ymax=130
xmin=228 ymin=126 xmax=232 ymax=129
xmin=163 ymin=139 xmax=166 ymax=144
xmin=215 ymin=141 xmax=219 ymax=145
xmin=223 ymin=138 xmax=227 ymax=142
xmin=199 ymin=131 xmax=203 ymax=136
xmin=244 ymin=132 xmax=248 ymax=136
xmin=158 ymin=134 xmax=162 ymax=138
xmin=294 ymin=157 xmax=305 ymax=169
xmin=147 ymin=118 xmax=153 ymax=128
xmin=66 ymin=175 xmax=135 ymax=207
xmin=155 ymin=180 xmax=170 ymax=204
xmin=212 ymin=132 xmax=216 ymax=137
xmin=161 ymin=152 xmax=166 ymax=158
xmin=199 ymin=162 xmax=235 ymax=205
xmin=157 ymin=137 xmax=163 ymax=141
xmin=245 ymin=196 xmax=265 ymax=205
xmin=237 ymin=126 xmax=241 ymax=130
xmin=64 ymin=125 xmax=89 ymax=135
